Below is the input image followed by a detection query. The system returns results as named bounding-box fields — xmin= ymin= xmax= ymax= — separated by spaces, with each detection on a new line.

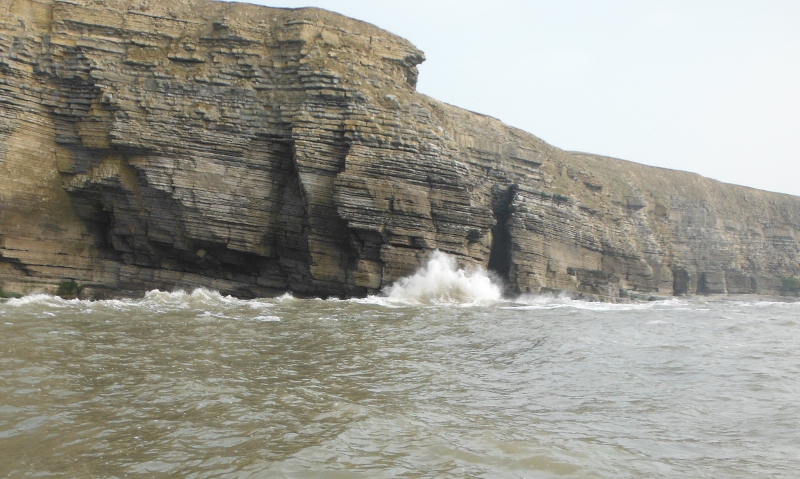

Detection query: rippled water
xmin=2 ymin=256 xmax=799 ymax=478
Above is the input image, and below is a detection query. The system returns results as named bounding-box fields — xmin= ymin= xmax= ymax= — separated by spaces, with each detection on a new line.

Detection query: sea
xmin=1 ymin=252 xmax=799 ymax=478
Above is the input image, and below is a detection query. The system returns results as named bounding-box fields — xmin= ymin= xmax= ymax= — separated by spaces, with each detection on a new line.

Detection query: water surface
xmin=2 ymin=255 xmax=799 ymax=478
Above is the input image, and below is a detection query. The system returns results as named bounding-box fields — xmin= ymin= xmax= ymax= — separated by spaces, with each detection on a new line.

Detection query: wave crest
xmin=5 ymin=293 xmax=79 ymax=308
xmin=143 ymin=288 xmax=239 ymax=308
xmin=138 ymin=289 xmax=285 ymax=316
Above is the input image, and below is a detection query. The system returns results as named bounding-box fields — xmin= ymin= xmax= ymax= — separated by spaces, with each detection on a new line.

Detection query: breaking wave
xmin=6 ymin=254 xmax=794 ymax=314
xmin=381 ymin=250 xmax=503 ymax=306
xmin=133 ymin=289 xmax=290 ymax=319
xmin=507 ymin=293 xmax=689 ymax=311
xmin=4 ymin=293 xmax=79 ymax=308
xmin=1 ymin=288 xmax=286 ymax=322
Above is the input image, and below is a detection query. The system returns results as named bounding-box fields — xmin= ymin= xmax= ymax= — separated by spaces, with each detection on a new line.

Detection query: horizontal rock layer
xmin=2 ymin=0 xmax=799 ymax=299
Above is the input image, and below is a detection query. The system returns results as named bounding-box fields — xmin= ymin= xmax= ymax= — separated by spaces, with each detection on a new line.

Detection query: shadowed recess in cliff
xmin=62 ymin=150 xmax=276 ymax=279
xmin=291 ymin=124 xmax=361 ymax=296
xmin=269 ymin=138 xmax=315 ymax=295
xmin=58 ymin=136 xmax=320 ymax=298
xmin=488 ymin=184 xmax=516 ymax=286
xmin=672 ymin=267 xmax=690 ymax=296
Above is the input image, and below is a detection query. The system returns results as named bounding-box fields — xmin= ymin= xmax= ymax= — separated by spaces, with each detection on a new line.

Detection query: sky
xmin=224 ymin=0 xmax=800 ymax=196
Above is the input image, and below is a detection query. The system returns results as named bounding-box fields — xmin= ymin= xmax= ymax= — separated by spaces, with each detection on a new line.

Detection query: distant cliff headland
xmin=2 ymin=0 xmax=799 ymax=300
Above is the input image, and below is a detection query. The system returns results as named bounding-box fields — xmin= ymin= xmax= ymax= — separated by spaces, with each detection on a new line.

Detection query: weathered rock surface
xmin=2 ymin=0 xmax=799 ymax=299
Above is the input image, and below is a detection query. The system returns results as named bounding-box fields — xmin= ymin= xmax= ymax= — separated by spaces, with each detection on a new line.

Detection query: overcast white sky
xmin=225 ymin=0 xmax=800 ymax=196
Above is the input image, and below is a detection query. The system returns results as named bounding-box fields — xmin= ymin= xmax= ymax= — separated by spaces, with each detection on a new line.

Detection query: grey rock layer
xmin=2 ymin=0 xmax=799 ymax=299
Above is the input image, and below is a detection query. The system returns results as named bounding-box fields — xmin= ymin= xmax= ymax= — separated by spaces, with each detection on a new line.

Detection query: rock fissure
xmin=487 ymin=184 xmax=515 ymax=289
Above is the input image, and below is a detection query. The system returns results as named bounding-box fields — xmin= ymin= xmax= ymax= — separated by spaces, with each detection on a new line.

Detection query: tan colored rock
xmin=1 ymin=0 xmax=799 ymax=300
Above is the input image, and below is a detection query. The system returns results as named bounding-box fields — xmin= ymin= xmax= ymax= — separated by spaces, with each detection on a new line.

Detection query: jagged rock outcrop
xmin=2 ymin=0 xmax=799 ymax=299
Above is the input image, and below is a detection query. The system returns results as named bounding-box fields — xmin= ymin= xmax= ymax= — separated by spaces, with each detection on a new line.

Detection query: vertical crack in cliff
xmin=330 ymin=142 xmax=362 ymax=295
xmin=272 ymin=140 xmax=315 ymax=294
xmin=290 ymin=121 xmax=361 ymax=296
xmin=488 ymin=184 xmax=516 ymax=285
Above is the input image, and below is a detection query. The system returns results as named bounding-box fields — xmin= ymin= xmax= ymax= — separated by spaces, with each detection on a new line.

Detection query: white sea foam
xmin=1 ymin=288 xmax=241 ymax=310
xmin=143 ymin=288 xmax=239 ymax=308
xmin=507 ymin=294 xmax=690 ymax=311
xmin=7 ymin=267 xmax=782 ymax=315
xmin=136 ymin=288 xmax=288 ymax=318
xmin=380 ymin=250 xmax=503 ymax=306
xmin=5 ymin=293 xmax=80 ymax=308
xmin=371 ymin=250 xmax=695 ymax=309
xmin=0 ymin=287 xmax=267 ymax=321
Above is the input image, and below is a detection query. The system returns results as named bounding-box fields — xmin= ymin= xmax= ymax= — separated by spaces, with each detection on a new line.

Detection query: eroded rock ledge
xmin=2 ymin=0 xmax=799 ymax=300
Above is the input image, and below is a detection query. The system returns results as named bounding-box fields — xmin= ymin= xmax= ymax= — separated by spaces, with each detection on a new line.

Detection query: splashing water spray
xmin=382 ymin=250 xmax=504 ymax=305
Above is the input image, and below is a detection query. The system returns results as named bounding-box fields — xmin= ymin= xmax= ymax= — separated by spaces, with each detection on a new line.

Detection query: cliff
xmin=2 ymin=0 xmax=799 ymax=300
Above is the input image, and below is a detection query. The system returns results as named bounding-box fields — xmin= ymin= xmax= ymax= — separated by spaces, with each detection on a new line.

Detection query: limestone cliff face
xmin=2 ymin=0 xmax=799 ymax=299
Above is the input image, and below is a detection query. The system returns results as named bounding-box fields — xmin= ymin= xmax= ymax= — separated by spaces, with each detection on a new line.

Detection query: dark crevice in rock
xmin=348 ymin=228 xmax=384 ymax=264
xmin=333 ymin=149 xmax=365 ymax=296
xmin=297 ymin=135 xmax=364 ymax=296
xmin=88 ymin=206 xmax=121 ymax=261
xmin=696 ymin=271 xmax=726 ymax=295
xmin=154 ymin=239 xmax=270 ymax=278
xmin=273 ymin=143 xmax=315 ymax=294
xmin=697 ymin=272 xmax=710 ymax=295
xmin=488 ymin=184 xmax=516 ymax=285
xmin=672 ymin=266 xmax=689 ymax=295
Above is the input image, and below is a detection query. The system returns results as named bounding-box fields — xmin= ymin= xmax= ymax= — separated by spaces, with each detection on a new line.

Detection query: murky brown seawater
xmin=2 ymin=259 xmax=799 ymax=478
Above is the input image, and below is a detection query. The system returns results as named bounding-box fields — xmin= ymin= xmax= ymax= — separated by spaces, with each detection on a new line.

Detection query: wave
xmin=7 ymin=255 xmax=791 ymax=314
xmin=136 ymin=289 xmax=289 ymax=318
xmin=371 ymin=251 xmax=689 ymax=309
xmin=0 ymin=263 xmax=678 ymax=314
xmin=142 ymin=288 xmax=246 ymax=309
xmin=2 ymin=288 xmax=284 ymax=321
xmin=379 ymin=250 xmax=503 ymax=306
xmin=506 ymin=294 xmax=689 ymax=311
xmin=4 ymin=293 xmax=76 ymax=308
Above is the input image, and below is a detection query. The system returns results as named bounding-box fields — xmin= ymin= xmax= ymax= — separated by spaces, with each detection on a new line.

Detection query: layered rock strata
xmin=2 ymin=0 xmax=799 ymax=299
